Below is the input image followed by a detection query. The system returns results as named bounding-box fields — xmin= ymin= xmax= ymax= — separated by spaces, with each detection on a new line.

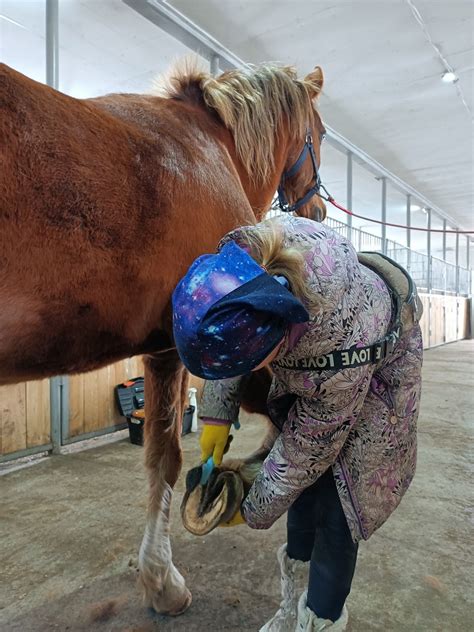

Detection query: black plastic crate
xmin=115 ymin=377 xmax=195 ymax=445
xmin=127 ymin=410 xmax=145 ymax=446
xmin=182 ymin=405 xmax=195 ymax=436
xmin=115 ymin=377 xmax=145 ymax=446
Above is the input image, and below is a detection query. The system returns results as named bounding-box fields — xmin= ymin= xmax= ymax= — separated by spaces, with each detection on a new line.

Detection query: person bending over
xmin=172 ymin=215 xmax=422 ymax=632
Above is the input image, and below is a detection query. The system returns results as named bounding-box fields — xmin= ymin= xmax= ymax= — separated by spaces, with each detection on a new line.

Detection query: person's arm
xmin=242 ymin=366 xmax=372 ymax=529
xmin=198 ymin=376 xmax=245 ymax=464
xmin=199 ymin=376 xmax=245 ymax=424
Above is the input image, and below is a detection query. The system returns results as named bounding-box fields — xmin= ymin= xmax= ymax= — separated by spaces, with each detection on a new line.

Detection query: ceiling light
xmin=411 ymin=204 xmax=421 ymax=211
xmin=441 ymin=71 xmax=458 ymax=84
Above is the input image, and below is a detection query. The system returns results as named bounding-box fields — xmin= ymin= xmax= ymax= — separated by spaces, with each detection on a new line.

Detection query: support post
xmin=210 ymin=54 xmax=219 ymax=76
xmin=406 ymin=194 xmax=411 ymax=271
xmin=442 ymin=219 xmax=447 ymax=261
xmin=426 ymin=209 xmax=432 ymax=347
xmin=50 ymin=377 xmax=62 ymax=454
xmin=46 ymin=0 xmax=63 ymax=453
xmin=346 ymin=151 xmax=353 ymax=242
xmin=381 ymin=177 xmax=387 ymax=254
xmin=46 ymin=0 xmax=59 ymax=89
xmin=426 ymin=208 xmax=432 ymax=293
xmin=455 ymin=230 xmax=460 ymax=296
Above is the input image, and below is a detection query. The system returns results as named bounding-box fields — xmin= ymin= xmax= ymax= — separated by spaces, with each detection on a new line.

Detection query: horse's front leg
xmin=138 ymin=350 xmax=192 ymax=615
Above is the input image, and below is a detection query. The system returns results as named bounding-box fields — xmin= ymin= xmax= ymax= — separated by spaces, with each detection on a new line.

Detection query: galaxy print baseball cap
xmin=172 ymin=241 xmax=309 ymax=379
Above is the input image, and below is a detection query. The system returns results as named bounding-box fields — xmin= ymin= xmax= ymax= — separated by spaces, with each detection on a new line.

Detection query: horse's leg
xmin=138 ymin=350 xmax=192 ymax=615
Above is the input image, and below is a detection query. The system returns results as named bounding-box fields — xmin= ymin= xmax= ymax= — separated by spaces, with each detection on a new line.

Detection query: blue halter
xmin=277 ymin=131 xmax=323 ymax=213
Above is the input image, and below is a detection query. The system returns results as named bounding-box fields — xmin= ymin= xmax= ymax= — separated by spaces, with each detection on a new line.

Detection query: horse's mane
xmin=156 ymin=59 xmax=321 ymax=183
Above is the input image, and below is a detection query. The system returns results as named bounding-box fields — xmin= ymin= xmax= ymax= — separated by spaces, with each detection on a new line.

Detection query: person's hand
xmin=219 ymin=509 xmax=246 ymax=527
xmin=200 ymin=420 xmax=232 ymax=466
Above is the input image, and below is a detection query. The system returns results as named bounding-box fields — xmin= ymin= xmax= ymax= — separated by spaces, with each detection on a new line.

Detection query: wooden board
xmin=0 ymin=379 xmax=50 ymax=456
xmin=457 ymin=298 xmax=469 ymax=340
xmin=68 ymin=356 xmax=145 ymax=439
xmin=418 ymin=295 xmax=430 ymax=349
xmin=430 ymin=295 xmax=445 ymax=347
xmin=445 ymin=296 xmax=458 ymax=343
xmin=0 ymin=383 xmax=26 ymax=455
xmin=26 ymin=380 xmax=51 ymax=447
xmin=402 ymin=293 xmax=469 ymax=350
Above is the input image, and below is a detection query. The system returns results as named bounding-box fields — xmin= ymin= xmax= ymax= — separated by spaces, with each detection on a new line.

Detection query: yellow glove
xmin=200 ymin=421 xmax=232 ymax=466
xmin=219 ymin=509 xmax=246 ymax=527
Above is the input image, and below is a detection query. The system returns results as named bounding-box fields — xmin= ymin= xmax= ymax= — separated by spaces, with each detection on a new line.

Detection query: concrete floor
xmin=0 ymin=340 xmax=472 ymax=631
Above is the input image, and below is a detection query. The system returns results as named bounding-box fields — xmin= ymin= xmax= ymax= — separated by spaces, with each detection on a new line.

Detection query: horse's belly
xmin=0 ymin=289 xmax=168 ymax=384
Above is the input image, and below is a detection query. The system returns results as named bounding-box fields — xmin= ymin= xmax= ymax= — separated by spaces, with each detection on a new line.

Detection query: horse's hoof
xmin=150 ymin=588 xmax=192 ymax=616
xmin=181 ymin=469 xmax=244 ymax=535
xmin=169 ymin=588 xmax=192 ymax=615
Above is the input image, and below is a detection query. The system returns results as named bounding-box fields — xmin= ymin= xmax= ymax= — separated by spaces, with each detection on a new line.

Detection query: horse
xmin=0 ymin=59 xmax=326 ymax=614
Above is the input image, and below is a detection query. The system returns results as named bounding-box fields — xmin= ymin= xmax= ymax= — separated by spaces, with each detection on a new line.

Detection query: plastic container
xmin=115 ymin=377 xmax=197 ymax=445
xmin=128 ymin=409 xmax=145 ymax=446
xmin=182 ymin=405 xmax=195 ymax=436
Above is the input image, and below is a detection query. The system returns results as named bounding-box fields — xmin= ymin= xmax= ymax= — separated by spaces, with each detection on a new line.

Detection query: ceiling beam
xmin=123 ymin=0 xmax=244 ymax=71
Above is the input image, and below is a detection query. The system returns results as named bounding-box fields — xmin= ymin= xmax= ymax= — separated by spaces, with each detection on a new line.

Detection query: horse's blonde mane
xmin=156 ymin=59 xmax=321 ymax=183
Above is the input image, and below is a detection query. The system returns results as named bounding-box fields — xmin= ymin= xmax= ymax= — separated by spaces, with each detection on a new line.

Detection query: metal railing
xmin=325 ymin=217 xmax=471 ymax=296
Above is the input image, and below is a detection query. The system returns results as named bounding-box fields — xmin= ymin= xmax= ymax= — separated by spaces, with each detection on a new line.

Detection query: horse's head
xmin=276 ymin=66 xmax=327 ymax=222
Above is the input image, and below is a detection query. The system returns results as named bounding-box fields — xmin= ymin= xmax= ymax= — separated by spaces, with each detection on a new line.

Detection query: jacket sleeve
xmin=242 ymin=367 xmax=372 ymax=529
xmin=198 ymin=376 xmax=246 ymax=424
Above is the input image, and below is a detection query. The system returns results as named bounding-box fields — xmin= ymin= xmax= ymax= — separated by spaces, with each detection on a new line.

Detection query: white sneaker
xmin=259 ymin=544 xmax=309 ymax=632
xmin=296 ymin=591 xmax=348 ymax=632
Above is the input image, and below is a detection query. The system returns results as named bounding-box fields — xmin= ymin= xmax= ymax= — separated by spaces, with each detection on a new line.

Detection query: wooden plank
xmin=96 ymin=365 xmax=111 ymax=430
xmin=67 ymin=356 xmax=145 ymax=439
xmin=419 ymin=294 xmax=430 ymax=348
xmin=102 ymin=364 xmax=121 ymax=428
xmin=0 ymin=383 xmax=27 ymax=455
xmin=83 ymin=369 xmax=100 ymax=433
xmin=115 ymin=358 xmax=130 ymax=384
xmin=69 ymin=373 xmax=85 ymax=438
xmin=445 ymin=296 xmax=458 ymax=343
xmin=457 ymin=298 xmax=468 ymax=340
xmin=108 ymin=364 xmax=122 ymax=427
xmin=430 ymin=296 xmax=444 ymax=347
xmin=26 ymin=379 xmax=51 ymax=447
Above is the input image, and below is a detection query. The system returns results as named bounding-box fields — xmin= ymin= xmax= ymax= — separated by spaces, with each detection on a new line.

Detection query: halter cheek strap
xmin=277 ymin=131 xmax=322 ymax=213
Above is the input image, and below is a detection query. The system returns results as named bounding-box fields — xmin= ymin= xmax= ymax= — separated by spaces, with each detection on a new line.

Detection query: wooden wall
xmin=419 ymin=295 xmax=470 ymax=349
xmin=0 ymin=380 xmax=50 ymax=457
xmin=68 ymin=357 xmax=144 ymax=439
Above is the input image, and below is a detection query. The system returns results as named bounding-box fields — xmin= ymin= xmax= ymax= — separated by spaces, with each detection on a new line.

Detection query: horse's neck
xmin=218 ymin=135 xmax=289 ymax=220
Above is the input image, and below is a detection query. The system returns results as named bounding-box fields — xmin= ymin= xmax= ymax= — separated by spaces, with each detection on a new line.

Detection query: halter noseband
xmin=277 ymin=130 xmax=323 ymax=213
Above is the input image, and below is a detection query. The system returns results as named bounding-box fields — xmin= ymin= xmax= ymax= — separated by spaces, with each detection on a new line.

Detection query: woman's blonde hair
xmin=238 ymin=219 xmax=323 ymax=314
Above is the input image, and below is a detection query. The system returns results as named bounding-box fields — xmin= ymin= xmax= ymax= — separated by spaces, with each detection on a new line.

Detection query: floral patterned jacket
xmin=199 ymin=216 xmax=423 ymax=541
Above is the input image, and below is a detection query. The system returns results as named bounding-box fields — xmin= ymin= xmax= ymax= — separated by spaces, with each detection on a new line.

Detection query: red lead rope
xmin=320 ymin=191 xmax=474 ymax=235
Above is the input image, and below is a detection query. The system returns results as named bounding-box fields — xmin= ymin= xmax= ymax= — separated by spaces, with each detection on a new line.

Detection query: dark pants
xmin=286 ymin=468 xmax=358 ymax=622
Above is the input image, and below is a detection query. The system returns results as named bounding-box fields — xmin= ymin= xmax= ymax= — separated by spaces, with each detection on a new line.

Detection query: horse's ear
xmin=304 ymin=66 xmax=324 ymax=100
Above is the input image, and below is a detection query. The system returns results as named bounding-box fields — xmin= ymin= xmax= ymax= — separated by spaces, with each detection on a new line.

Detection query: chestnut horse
xmin=0 ymin=60 xmax=326 ymax=614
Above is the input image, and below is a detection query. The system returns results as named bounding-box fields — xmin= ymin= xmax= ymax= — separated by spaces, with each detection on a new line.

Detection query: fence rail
xmin=325 ymin=217 xmax=471 ymax=296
